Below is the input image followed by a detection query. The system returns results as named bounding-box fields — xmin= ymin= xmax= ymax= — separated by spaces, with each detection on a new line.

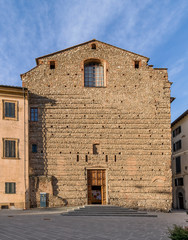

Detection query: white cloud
xmin=168 ymin=57 xmax=186 ymax=80
xmin=0 ymin=0 xmax=57 ymax=86
xmin=54 ymin=0 xmax=123 ymax=48
xmin=107 ymin=0 xmax=188 ymax=55
xmin=51 ymin=0 xmax=188 ymax=57
xmin=0 ymin=0 xmax=188 ymax=87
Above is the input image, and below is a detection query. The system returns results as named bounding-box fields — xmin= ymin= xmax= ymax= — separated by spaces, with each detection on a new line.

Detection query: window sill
xmin=173 ymin=149 xmax=182 ymax=153
xmin=2 ymin=157 xmax=20 ymax=160
xmin=84 ymin=86 xmax=106 ymax=88
xmin=3 ymin=117 xmax=18 ymax=121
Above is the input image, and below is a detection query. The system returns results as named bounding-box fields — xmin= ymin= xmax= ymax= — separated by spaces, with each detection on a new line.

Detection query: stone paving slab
xmin=0 ymin=209 xmax=187 ymax=240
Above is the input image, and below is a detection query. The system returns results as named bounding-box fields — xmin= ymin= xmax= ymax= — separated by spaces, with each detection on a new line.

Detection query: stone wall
xmin=29 ymin=176 xmax=66 ymax=207
xmin=21 ymin=40 xmax=172 ymax=211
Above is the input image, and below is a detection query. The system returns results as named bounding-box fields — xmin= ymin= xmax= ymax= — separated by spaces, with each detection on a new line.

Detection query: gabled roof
xmin=35 ymin=39 xmax=150 ymax=65
xmin=171 ymin=109 xmax=188 ymax=127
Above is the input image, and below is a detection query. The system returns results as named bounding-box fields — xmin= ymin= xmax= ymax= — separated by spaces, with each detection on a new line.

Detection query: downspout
xmin=23 ymin=88 xmax=27 ymax=209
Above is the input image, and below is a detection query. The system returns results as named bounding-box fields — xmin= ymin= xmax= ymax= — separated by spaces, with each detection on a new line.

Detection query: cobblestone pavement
xmin=0 ymin=209 xmax=187 ymax=240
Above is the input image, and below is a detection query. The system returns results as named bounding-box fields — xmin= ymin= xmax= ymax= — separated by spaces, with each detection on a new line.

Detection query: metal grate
xmin=84 ymin=62 xmax=104 ymax=87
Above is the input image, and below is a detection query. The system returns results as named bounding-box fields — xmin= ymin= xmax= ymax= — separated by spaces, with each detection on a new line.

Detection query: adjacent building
xmin=21 ymin=39 xmax=172 ymax=211
xmin=172 ymin=110 xmax=188 ymax=209
xmin=0 ymin=86 xmax=29 ymax=209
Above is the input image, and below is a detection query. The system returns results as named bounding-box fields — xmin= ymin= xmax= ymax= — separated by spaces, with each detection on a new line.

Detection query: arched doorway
xmin=178 ymin=192 xmax=184 ymax=209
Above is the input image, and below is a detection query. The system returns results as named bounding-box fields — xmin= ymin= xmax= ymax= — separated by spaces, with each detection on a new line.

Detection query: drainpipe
xmin=23 ymin=88 xmax=27 ymax=209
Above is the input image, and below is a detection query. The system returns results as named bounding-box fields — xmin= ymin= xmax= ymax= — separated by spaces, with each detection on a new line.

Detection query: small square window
xmin=3 ymin=139 xmax=18 ymax=158
xmin=50 ymin=61 xmax=55 ymax=69
xmin=93 ymin=144 xmax=100 ymax=155
xmin=30 ymin=108 xmax=38 ymax=122
xmin=32 ymin=144 xmax=37 ymax=153
xmin=5 ymin=182 xmax=16 ymax=194
xmin=91 ymin=44 xmax=96 ymax=49
xmin=135 ymin=61 xmax=140 ymax=69
xmin=3 ymin=100 xmax=17 ymax=120
xmin=175 ymin=178 xmax=184 ymax=186
xmin=178 ymin=178 xmax=183 ymax=186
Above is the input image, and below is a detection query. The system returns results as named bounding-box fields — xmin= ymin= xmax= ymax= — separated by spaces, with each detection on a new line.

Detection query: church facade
xmin=21 ymin=39 xmax=172 ymax=211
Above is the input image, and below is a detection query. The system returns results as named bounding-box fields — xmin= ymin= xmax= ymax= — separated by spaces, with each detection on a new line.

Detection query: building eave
xmin=170 ymin=97 xmax=175 ymax=103
xmin=171 ymin=109 xmax=188 ymax=127
xmin=0 ymin=85 xmax=28 ymax=98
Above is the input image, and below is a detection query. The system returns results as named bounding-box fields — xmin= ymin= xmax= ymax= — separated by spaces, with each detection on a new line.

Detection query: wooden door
xmin=87 ymin=169 xmax=106 ymax=205
xmin=178 ymin=192 xmax=184 ymax=209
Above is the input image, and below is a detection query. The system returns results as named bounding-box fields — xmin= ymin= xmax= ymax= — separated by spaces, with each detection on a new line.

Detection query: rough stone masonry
xmin=21 ymin=39 xmax=172 ymax=211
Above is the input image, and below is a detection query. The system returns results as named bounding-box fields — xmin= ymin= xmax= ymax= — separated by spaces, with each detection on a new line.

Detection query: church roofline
xmin=35 ymin=39 xmax=150 ymax=65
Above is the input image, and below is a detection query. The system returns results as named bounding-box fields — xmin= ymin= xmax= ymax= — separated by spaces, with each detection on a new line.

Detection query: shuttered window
xmin=173 ymin=126 xmax=181 ymax=138
xmin=175 ymin=178 xmax=183 ymax=186
xmin=5 ymin=102 xmax=15 ymax=118
xmin=173 ymin=140 xmax=182 ymax=152
xmin=3 ymin=139 xmax=18 ymax=158
xmin=5 ymin=182 xmax=16 ymax=194
xmin=176 ymin=156 xmax=181 ymax=174
xmin=3 ymin=101 xmax=17 ymax=120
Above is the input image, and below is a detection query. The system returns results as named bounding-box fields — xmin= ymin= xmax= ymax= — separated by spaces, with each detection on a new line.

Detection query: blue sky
xmin=0 ymin=0 xmax=188 ymax=122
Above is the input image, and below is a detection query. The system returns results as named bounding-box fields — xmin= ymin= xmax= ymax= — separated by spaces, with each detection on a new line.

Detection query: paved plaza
xmin=0 ymin=208 xmax=187 ymax=240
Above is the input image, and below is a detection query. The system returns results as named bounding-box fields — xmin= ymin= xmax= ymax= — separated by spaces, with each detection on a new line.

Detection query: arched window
xmin=84 ymin=61 xmax=104 ymax=87
xmin=91 ymin=44 xmax=96 ymax=49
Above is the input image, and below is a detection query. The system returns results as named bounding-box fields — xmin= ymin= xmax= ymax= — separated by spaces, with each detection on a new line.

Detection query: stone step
xmin=62 ymin=206 xmax=157 ymax=217
xmin=63 ymin=213 xmax=157 ymax=217
xmin=72 ymin=209 xmax=147 ymax=214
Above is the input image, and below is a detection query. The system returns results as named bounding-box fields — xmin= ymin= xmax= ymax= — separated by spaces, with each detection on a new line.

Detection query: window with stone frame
xmin=3 ymin=100 xmax=17 ymax=120
xmin=3 ymin=138 xmax=19 ymax=158
xmin=5 ymin=182 xmax=16 ymax=194
xmin=84 ymin=61 xmax=104 ymax=87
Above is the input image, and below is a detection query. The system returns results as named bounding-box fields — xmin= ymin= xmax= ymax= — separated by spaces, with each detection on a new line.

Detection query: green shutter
xmin=5 ymin=183 xmax=16 ymax=193
xmin=5 ymin=183 xmax=8 ymax=193
xmin=5 ymin=140 xmax=16 ymax=158
xmin=5 ymin=102 xmax=15 ymax=118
